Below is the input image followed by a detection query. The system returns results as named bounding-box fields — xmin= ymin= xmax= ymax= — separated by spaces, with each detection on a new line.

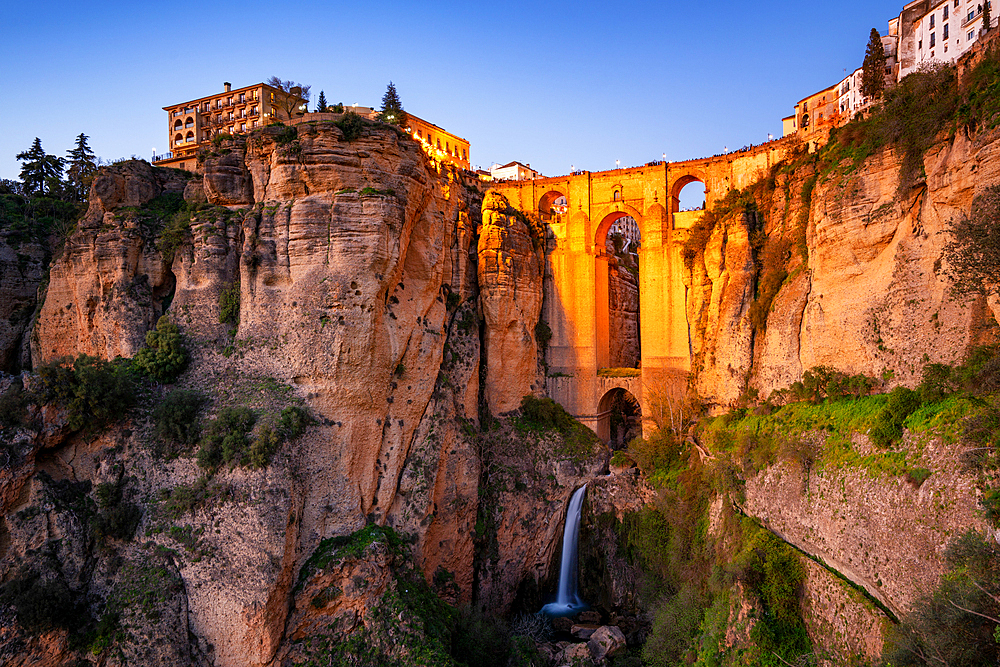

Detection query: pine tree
xmin=316 ymin=90 xmax=328 ymax=112
xmin=379 ymin=82 xmax=408 ymax=127
xmin=65 ymin=133 xmax=97 ymax=202
xmin=16 ymin=138 xmax=64 ymax=197
xmin=861 ymin=28 xmax=887 ymax=101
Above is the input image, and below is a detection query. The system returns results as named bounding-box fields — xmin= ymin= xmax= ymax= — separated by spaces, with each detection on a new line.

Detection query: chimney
xmin=224 ymin=82 xmax=232 ymax=92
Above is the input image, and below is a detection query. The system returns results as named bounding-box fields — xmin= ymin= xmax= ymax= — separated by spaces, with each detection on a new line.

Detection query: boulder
xmin=587 ymin=626 xmax=626 ymax=662
xmin=557 ymin=642 xmax=592 ymax=666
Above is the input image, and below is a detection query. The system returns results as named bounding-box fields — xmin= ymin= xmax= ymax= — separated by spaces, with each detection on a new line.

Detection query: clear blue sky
xmin=0 ymin=0 xmax=904 ymax=186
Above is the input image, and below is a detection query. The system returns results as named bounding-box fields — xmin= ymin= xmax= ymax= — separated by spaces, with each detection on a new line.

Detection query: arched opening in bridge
xmin=539 ymin=190 xmax=568 ymax=222
xmin=671 ymin=176 xmax=706 ymax=229
xmin=594 ymin=211 xmax=641 ymax=371
xmin=597 ymin=388 xmax=641 ymax=446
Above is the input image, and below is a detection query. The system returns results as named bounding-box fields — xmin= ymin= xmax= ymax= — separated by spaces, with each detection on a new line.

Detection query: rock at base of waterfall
xmin=588 ymin=626 xmax=626 ymax=661
xmin=557 ymin=643 xmax=592 ymax=666
xmin=571 ymin=623 xmax=601 ymax=640
xmin=552 ymin=617 xmax=574 ymax=633
xmin=577 ymin=610 xmax=602 ymax=625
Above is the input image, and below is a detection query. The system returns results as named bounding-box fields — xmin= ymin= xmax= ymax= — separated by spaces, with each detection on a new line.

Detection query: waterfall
xmin=540 ymin=484 xmax=589 ymax=617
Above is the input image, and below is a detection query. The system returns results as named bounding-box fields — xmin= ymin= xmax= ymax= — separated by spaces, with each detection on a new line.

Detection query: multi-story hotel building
xmin=153 ymin=82 xmax=306 ymax=172
xmin=153 ymin=82 xmax=471 ymax=173
xmin=406 ymin=114 xmax=471 ymax=170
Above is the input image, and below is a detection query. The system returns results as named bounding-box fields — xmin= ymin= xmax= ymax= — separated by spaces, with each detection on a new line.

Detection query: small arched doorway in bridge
xmin=671 ymin=176 xmax=707 ymax=230
xmin=594 ymin=211 xmax=641 ymax=370
xmin=538 ymin=190 xmax=568 ymax=222
xmin=597 ymin=388 xmax=641 ymax=446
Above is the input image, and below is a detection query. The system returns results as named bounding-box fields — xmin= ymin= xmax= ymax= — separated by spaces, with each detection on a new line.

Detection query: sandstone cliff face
xmin=478 ymin=192 xmax=544 ymax=415
xmin=3 ymin=122 xmax=597 ymax=667
xmin=686 ymin=128 xmax=1000 ymax=408
xmin=32 ymin=161 xmax=187 ymax=364
xmin=743 ymin=429 xmax=984 ymax=618
xmin=4 ymin=126 xmax=465 ymax=664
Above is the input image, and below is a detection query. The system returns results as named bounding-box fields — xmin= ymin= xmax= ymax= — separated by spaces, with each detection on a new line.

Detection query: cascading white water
xmin=540 ymin=484 xmax=589 ymax=617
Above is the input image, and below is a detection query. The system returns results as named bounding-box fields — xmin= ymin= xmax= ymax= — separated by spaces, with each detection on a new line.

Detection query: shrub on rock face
xmin=0 ymin=569 xmax=81 ymax=633
xmin=869 ymin=386 xmax=921 ymax=448
xmin=34 ymin=354 xmax=135 ymax=432
xmin=134 ymin=315 xmax=188 ymax=383
xmin=153 ymin=389 xmax=206 ymax=454
xmin=197 ymin=407 xmax=256 ymax=471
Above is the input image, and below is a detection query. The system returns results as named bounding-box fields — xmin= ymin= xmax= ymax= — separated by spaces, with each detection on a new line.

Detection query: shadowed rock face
xmin=608 ymin=262 xmax=639 ymax=369
xmin=0 ymin=237 xmax=46 ymax=372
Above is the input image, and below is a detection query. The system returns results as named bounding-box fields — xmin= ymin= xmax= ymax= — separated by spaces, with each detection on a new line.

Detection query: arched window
xmin=173 ymin=119 xmax=183 ymax=131
xmin=613 ymin=190 xmax=621 ymax=201
xmin=174 ymin=133 xmax=183 ymax=146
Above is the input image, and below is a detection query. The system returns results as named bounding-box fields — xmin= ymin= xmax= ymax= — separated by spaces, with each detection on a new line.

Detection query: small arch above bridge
xmin=538 ymin=190 xmax=568 ymax=221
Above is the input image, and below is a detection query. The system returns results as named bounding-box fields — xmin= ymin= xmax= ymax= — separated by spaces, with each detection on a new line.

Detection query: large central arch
xmin=594 ymin=210 xmax=642 ymax=370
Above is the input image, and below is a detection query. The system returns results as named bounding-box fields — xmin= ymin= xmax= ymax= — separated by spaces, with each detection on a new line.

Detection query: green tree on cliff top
xmin=65 ymin=133 xmax=97 ymax=202
xmin=266 ymin=76 xmax=311 ymax=120
xmin=378 ymin=82 xmax=407 ymax=127
xmin=17 ymin=138 xmax=64 ymax=197
xmin=862 ymin=28 xmax=887 ymax=101
xmin=316 ymin=90 xmax=328 ymax=113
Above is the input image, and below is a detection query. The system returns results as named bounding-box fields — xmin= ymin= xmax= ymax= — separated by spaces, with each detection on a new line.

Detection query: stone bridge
xmin=490 ymin=140 xmax=796 ymax=437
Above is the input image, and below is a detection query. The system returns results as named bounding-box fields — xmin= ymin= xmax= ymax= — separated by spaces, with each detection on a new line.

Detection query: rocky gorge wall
xmin=685 ymin=127 xmax=1000 ymax=409
xmin=0 ymin=121 xmax=579 ymax=666
xmin=3 ymin=105 xmax=1000 ymax=667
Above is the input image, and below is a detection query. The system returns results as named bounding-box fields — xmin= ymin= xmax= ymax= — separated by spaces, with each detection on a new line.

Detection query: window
xmin=931 ymin=32 xmax=936 ymax=46
xmin=956 ymin=0 xmax=960 ymax=7
xmin=944 ymin=24 xmax=950 ymax=38
xmin=944 ymin=5 xmax=949 ymax=19
xmin=227 ymin=96 xmax=233 ymax=105
xmin=241 ymin=123 xmax=246 ymax=132
xmin=970 ymin=10 xmax=977 ymax=21
xmin=970 ymin=29 xmax=976 ymax=39
xmin=931 ymin=13 xmax=935 ymax=28
xmin=919 ymin=39 xmax=923 ymax=49
xmin=239 ymin=93 xmax=245 ymax=103
xmin=252 ymin=120 xmax=258 ymax=128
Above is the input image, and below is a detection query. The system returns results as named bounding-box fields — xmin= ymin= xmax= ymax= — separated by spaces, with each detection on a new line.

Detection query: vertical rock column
xmin=478 ymin=192 xmax=544 ymax=415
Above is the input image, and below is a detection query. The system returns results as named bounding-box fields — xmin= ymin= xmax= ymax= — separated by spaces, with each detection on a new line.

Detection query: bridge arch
xmin=538 ymin=189 xmax=568 ymax=222
xmin=596 ymin=387 xmax=641 ymax=445
xmin=594 ymin=209 xmax=642 ymax=370
xmin=669 ymin=171 xmax=708 ymax=229
xmin=594 ymin=205 xmax=644 ymax=252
